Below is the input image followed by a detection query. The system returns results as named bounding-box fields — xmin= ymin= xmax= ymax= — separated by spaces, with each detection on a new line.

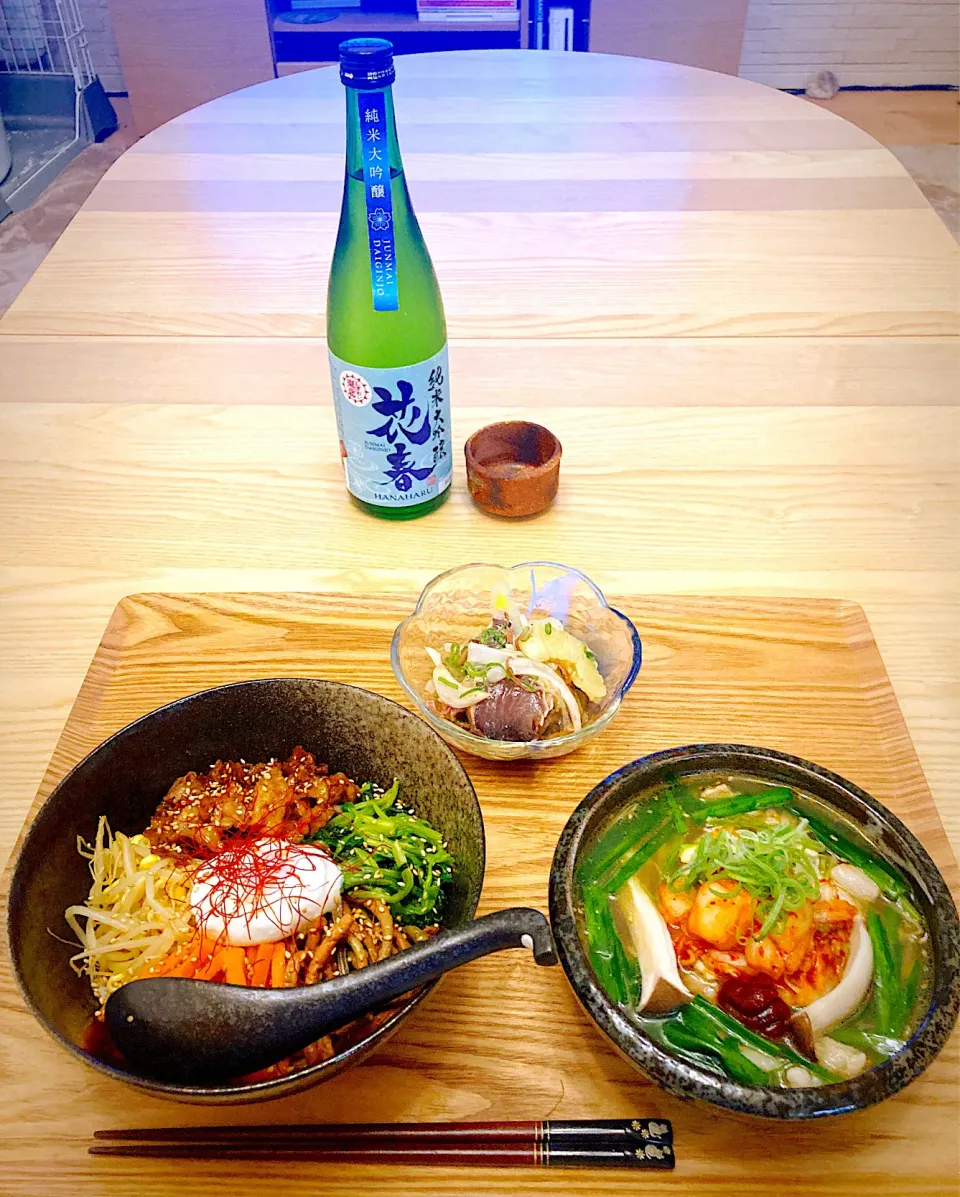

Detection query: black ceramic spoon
xmin=106 ymin=908 xmax=557 ymax=1084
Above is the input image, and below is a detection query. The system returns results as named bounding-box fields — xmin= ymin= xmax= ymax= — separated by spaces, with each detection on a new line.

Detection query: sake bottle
xmin=327 ymin=38 xmax=451 ymax=519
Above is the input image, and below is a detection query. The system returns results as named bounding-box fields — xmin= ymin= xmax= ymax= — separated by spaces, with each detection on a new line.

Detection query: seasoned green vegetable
xmin=309 ymin=780 xmax=453 ymax=925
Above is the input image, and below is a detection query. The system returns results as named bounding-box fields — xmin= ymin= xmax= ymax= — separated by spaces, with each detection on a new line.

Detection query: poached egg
xmin=190 ymin=840 xmax=343 ymax=946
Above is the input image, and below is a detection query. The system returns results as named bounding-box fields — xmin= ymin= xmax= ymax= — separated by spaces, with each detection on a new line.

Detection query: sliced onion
xmin=431 ymin=666 xmax=491 ymax=710
xmin=466 ymin=642 xmax=513 ymax=666
xmin=506 ymin=657 xmax=582 ymax=732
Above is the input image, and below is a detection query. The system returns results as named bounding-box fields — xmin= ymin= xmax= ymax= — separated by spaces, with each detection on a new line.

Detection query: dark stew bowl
xmin=6 ymin=679 xmax=485 ymax=1104
xmin=549 ymin=744 xmax=960 ymax=1119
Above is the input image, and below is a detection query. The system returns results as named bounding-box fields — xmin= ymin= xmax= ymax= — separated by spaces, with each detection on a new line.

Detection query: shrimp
xmin=745 ymin=935 xmax=786 ymax=979
xmin=687 ymin=879 xmax=754 ymax=950
xmin=702 ymin=949 xmax=749 ymax=979
xmin=658 ymin=882 xmax=695 ymax=924
xmin=813 ymin=892 xmax=858 ymax=926
xmin=771 ymin=904 xmax=814 ymax=972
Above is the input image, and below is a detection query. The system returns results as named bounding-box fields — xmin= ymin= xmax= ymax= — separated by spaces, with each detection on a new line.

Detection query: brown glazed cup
xmin=464 ymin=421 xmax=561 ymax=518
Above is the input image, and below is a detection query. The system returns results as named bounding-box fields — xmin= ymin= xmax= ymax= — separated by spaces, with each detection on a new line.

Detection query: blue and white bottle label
xmin=329 ymin=346 xmax=452 ymax=508
xmin=359 ymin=91 xmax=399 ymax=312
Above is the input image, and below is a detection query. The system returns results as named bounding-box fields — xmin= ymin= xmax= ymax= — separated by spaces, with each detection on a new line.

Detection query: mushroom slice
xmin=617 ymin=876 xmax=692 ymax=1014
xmin=792 ymin=914 xmax=873 ymax=1039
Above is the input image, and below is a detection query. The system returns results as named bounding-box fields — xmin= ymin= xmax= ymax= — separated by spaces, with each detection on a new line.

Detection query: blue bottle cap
xmin=339 ymin=38 xmax=396 ymax=88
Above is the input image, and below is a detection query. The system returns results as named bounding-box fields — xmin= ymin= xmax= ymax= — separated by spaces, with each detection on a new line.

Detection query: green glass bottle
xmin=327 ymin=38 xmax=451 ymax=520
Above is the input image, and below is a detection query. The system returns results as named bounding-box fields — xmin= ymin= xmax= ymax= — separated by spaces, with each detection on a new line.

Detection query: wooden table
xmin=0 ymin=49 xmax=958 ymax=1195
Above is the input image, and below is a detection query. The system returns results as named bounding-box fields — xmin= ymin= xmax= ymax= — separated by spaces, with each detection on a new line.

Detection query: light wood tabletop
xmin=0 ymin=48 xmax=958 ymax=1195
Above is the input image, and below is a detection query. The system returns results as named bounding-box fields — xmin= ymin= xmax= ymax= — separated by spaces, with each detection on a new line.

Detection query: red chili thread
xmin=186 ymin=837 xmax=338 ymax=943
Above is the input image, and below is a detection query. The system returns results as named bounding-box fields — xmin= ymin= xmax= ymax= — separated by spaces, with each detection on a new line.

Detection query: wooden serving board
xmin=1 ymin=593 xmax=958 ymax=1197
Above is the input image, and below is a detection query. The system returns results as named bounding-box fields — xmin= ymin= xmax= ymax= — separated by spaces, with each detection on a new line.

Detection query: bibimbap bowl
xmin=548 ymin=744 xmax=960 ymax=1119
xmin=7 ymin=679 xmax=485 ymax=1104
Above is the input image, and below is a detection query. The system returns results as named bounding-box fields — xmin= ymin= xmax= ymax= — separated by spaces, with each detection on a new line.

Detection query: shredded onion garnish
xmin=64 ymin=817 xmax=193 ymax=1004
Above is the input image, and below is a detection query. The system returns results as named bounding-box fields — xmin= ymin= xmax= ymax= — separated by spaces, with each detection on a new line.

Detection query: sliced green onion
xmin=664 ymin=818 xmax=821 ymax=939
xmin=602 ymin=816 xmax=675 ymax=894
xmin=681 ymin=996 xmax=840 ymax=1084
xmin=687 ymin=786 xmax=793 ymax=825
xmin=478 ymin=626 xmax=507 ymax=649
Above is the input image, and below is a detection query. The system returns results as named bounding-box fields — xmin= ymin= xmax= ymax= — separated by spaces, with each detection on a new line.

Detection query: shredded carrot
xmin=164 ymin=953 xmax=201 ymax=979
xmin=250 ymin=941 xmax=273 ymax=987
xmin=269 ymin=941 xmax=287 ymax=988
xmin=224 ymin=946 xmax=248 ymax=987
xmin=196 ymin=948 xmax=228 ymax=981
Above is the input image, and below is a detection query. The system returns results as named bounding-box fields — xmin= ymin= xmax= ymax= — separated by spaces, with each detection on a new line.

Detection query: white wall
xmin=78 ymin=0 xmax=125 ymax=92
xmin=739 ymin=0 xmax=960 ymax=88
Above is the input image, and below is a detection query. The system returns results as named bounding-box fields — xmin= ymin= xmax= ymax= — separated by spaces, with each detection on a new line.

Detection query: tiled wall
xmin=739 ymin=0 xmax=960 ymax=88
xmin=78 ymin=0 xmax=125 ymax=92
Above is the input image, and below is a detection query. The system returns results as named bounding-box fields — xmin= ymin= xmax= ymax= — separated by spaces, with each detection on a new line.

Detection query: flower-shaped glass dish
xmin=391 ymin=562 xmax=642 ymax=761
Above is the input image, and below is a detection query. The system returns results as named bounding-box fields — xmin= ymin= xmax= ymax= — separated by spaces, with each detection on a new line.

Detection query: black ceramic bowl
xmin=7 ymin=679 xmax=485 ymax=1104
xmin=549 ymin=744 xmax=960 ymax=1119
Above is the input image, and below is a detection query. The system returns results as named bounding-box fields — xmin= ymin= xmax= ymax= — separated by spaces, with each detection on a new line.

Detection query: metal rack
xmin=0 ymin=0 xmax=95 ymax=87
xmin=0 ymin=0 xmax=112 ymax=216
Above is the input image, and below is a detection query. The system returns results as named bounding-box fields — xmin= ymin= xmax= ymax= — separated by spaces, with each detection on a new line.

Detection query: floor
xmin=1 ymin=116 xmax=77 ymax=207
xmin=0 ymin=90 xmax=957 ymax=319
xmin=805 ymin=90 xmax=960 ymax=243
xmin=0 ymin=102 xmax=137 ymax=318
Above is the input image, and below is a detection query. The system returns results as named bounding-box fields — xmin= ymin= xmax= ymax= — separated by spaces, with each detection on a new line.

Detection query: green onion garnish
xmin=665 ymin=818 xmax=822 ymax=939
xmin=478 ymin=626 xmax=507 ymax=649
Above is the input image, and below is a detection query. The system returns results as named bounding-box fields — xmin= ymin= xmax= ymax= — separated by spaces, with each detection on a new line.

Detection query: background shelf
xmin=271 ymin=2 xmax=523 ymax=61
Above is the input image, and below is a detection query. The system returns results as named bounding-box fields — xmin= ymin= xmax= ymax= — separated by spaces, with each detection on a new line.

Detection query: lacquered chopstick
xmin=91 ymin=1119 xmax=675 ymax=1169
xmin=89 ymin=1143 xmax=674 ymax=1170
xmin=94 ymin=1117 xmax=671 ymax=1145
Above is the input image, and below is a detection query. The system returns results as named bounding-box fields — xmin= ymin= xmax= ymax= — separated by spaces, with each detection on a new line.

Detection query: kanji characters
xmin=367 ymin=380 xmax=431 ymax=447
xmin=384 ymin=443 xmax=433 ymax=492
